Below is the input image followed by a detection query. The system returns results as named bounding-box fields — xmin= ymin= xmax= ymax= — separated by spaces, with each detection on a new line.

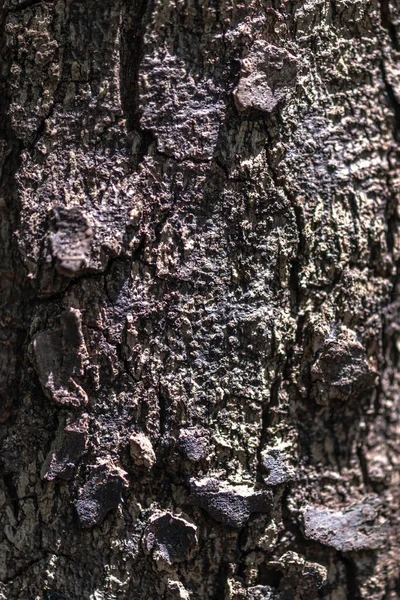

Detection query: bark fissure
xmin=1 ymin=0 xmax=400 ymax=598
xmin=2 ymin=474 xmax=19 ymax=521
xmin=342 ymin=555 xmax=361 ymax=600
xmin=380 ymin=60 xmax=400 ymax=142
xmin=380 ymin=0 xmax=399 ymax=50
xmin=120 ymin=0 xmax=155 ymax=162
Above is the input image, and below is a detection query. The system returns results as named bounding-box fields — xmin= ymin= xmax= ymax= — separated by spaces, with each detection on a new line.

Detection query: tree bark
xmin=1 ymin=0 xmax=400 ymax=599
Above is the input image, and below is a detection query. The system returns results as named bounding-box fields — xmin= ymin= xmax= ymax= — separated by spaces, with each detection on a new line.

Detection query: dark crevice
xmin=348 ymin=191 xmax=360 ymax=231
xmin=256 ymin=564 xmax=283 ymax=588
xmin=120 ymin=0 xmax=155 ymax=164
xmin=380 ymin=61 xmax=400 ymax=142
xmin=357 ymin=442 xmax=380 ymax=493
xmin=395 ymin=577 xmax=400 ymax=596
xmin=236 ymin=527 xmax=251 ymax=581
xmin=27 ymin=99 xmax=56 ymax=152
xmin=280 ymin=484 xmax=307 ymax=546
xmin=256 ymin=374 xmax=281 ymax=484
xmin=0 ymin=6 xmax=34 ymax=423
xmin=130 ymin=231 xmax=147 ymax=261
xmin=380 ymin=0 xmax=399 ymax=50
xmin=330 ymin=0 xmax=337 ymax=23
xmin=2 ymin=473 xmax=19 ymax=520
xmin=212 ymin=562 xmax=230 ymax=600
xmin=357 ymin=444 xmax=371 ymax=489
xmin=158 ymin=381 xmax=168 ymax=439
xmin=384 ymin=149 xmax=398 ymax=257
xmin=330 ymin=0 xmax=338 ymax=27
xmin=341 ymin=555 xmax=360 ymax=600
xmin=137 ymin=129 xmax=157 ymax=165
xmin=262 ymin=377 xmax=281 ymax=437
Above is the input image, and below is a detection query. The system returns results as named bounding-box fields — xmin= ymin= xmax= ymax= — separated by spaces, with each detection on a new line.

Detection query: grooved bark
xmin=1 ymin=1 xmax=400 ymax=599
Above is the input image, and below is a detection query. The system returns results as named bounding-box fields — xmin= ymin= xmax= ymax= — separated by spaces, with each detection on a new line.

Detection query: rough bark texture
xmin=1 ymin=1 xmax=400 ymax=599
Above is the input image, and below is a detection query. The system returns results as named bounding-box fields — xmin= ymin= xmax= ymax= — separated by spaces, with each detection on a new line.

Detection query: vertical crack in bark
xmin=380 ymin=0 xmax=399 ymax=50
xmin=378 ymin=0 xmax=400 ymax=437
xmin=0 ymin=7 xmax=33 ymax=423
xmin=341 ymin=555 xmax=361 ymax=600
xmin=380 ymin=61 xmax=400 ymax=142
xmin=356 ymin=443 xmax=374 ymax=492
xmin=2 ymin=473 xmax=19 ymax=520
xmin=257 ymin=375 xmax=281 ymax=478
xmin=286 ymin=188 xmax=306 ymax=316
xmin=212 ymin=562 xmax=230 ymax=600
xmin=380 ymin=0 xmax=400 ymax=139
xmin=158 ymin=381 xmax=167 ymax=439
xmin=330 ymin=0 xmax=337 ymax=24
xmin=120 ymin=0 xmax=156 ymax=163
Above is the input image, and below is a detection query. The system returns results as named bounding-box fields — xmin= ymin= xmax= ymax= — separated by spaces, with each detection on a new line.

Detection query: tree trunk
xmin=1 ymin=0 xmax=400 ymax=598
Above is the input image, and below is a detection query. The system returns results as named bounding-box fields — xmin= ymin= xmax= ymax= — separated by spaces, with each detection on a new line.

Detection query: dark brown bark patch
xmin=75 ymin=463 xmax=128 ymax=529
xmin=189 ymin=477 xmax=273 ymax=529
xmin=143 ymin=512 xmax=198 ymax=564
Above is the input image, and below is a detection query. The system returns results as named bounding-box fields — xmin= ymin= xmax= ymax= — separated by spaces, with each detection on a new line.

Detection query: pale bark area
xmin=1 ymin=0 xmax=400 ymax=598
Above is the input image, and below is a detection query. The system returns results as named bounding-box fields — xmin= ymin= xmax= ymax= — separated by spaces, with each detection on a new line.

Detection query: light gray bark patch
xmin=143 ymin=512 xmax=198 ymax=564
xmin=189 ymin=478 xmax=273 ymax=529
xmin=233 ymin=42 xmax=299 ymax=114
xmin=166 ymin=579 xmax=191 ymax=600
xmin=75 ymin=464 xmax=128 ymax=529
xmin=246 ymin=586 xmax=278 ymax=600
xmin=301 ymin=499 xmax=388 ymax=551
xmin=129 ymin=431 xmax=156 ymax=469
xmin=50 ymin=207 xmax=93 ymax=277
xmin=261 ymin=449 xmax=295 ymax=486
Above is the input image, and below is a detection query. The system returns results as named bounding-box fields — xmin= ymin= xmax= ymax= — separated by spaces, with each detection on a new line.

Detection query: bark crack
xmin=120 ymin=0 xmax=155 ymax=164
xmin=341 ymin=554 xmax=361 ymax=600
xmin=2 ymin=473 xmax=19 ymax=521
xmin=380 ymin=0 xmax=399 ymax=50
xmin=380 ymin=60 xmax=400 ymax=142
